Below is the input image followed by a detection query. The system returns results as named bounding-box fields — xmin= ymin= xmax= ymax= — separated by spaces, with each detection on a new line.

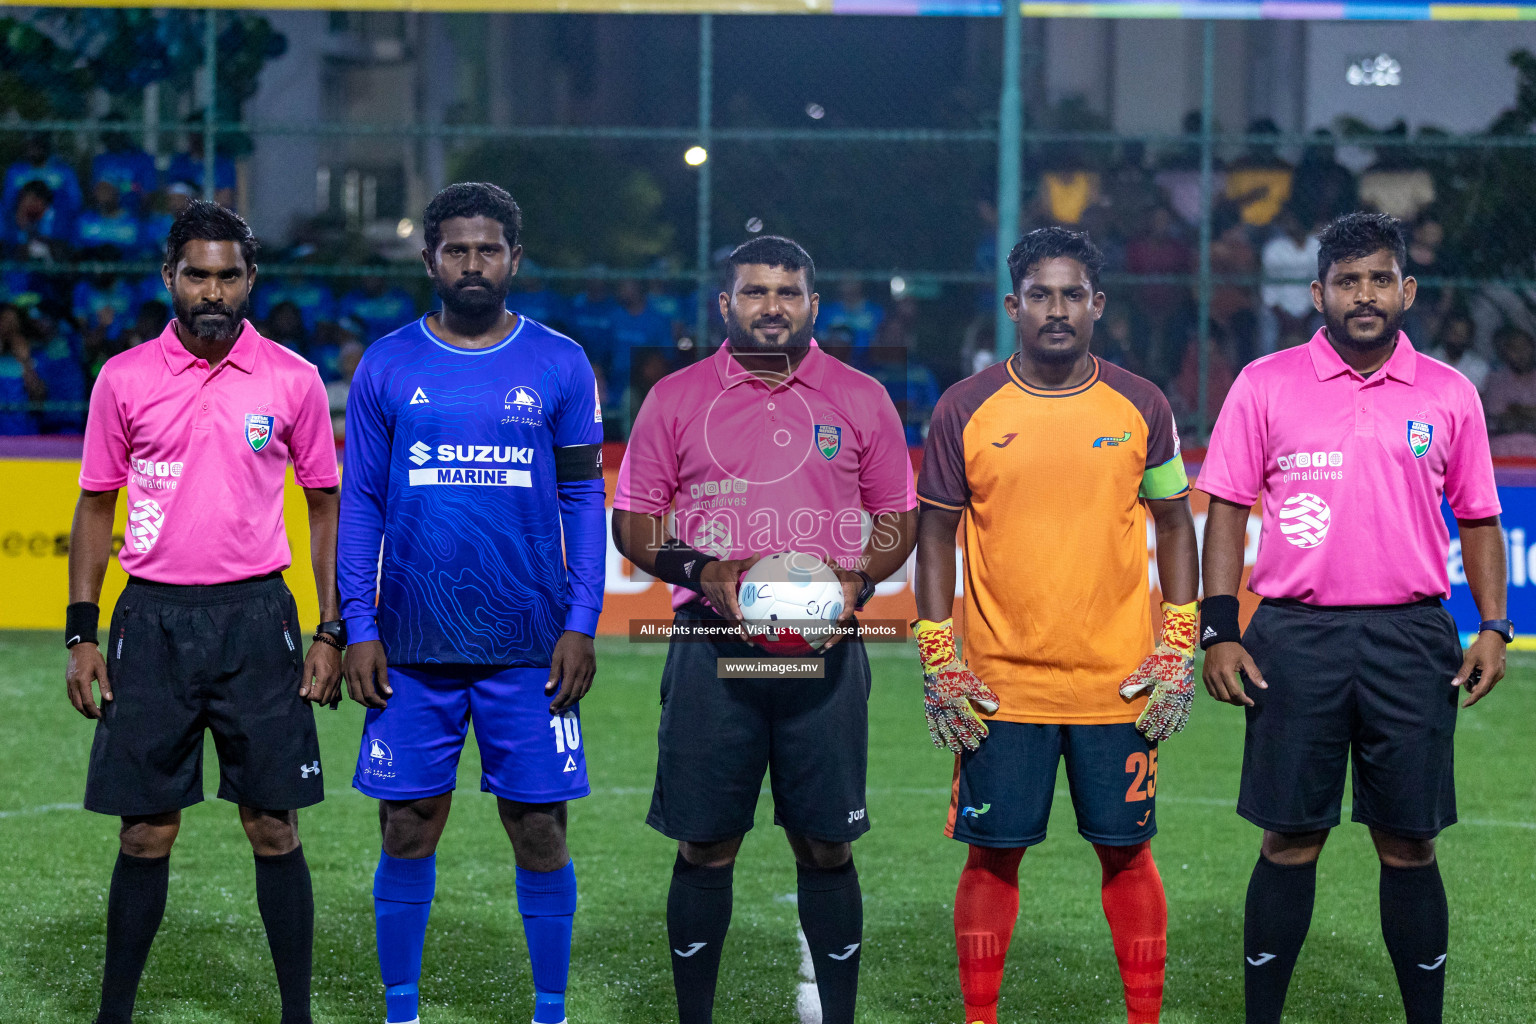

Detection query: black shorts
xmin=1238 ymin=598 xmax=1461 ymax=840
xmin=646 ymin=603 xmax=872 ymax=844
xmin=946 ymin=721 xmax=1158 ymax=848
xmin=84 ymin=574 xmax=323 ymax=817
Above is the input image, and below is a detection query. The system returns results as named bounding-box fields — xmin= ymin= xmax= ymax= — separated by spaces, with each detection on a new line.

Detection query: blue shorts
xmin=352 ymin=664 xmax=590 ymax=804
xmin=945 ymin=721 xmax=1156 ymax=848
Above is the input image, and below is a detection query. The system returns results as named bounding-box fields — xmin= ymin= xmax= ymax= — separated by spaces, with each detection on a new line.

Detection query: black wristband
xmin=66 ymin=602 xmax=100 ymax=649
xmin=1199 ymin=594 xmax=1242 ymax=650
xmin=653 ymin=541 xmax=718 ymax=594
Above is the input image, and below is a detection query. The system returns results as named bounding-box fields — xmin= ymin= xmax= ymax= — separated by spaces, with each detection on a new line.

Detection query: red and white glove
xmin=1119 ymin=601 xmax=1198 ymax=741
xmin=915 ymin=618 xmax=1000 ymax=754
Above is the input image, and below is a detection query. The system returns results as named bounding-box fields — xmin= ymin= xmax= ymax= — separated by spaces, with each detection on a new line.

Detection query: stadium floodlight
xmin=684 ymin=146 xmax=708 ymax=166
xmin=396 ymin=218 xmax=414 ymax=239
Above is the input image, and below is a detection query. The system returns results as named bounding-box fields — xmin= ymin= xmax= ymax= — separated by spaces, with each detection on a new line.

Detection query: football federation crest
xmin=1407 ymin=420 xmax=1434 ymax=459
xmin=245 ymin=413 xmax=274 ymax=453
xmin=815 ymin=424 xmax=842 ymax=460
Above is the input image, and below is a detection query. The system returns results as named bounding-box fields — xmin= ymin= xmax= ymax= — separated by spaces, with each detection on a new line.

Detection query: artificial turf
xmin=0 ymin=631 xmax=1531 ymax=1022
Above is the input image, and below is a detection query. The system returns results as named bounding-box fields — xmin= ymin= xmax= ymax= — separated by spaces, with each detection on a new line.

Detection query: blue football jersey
xmin=339 ymin=314 xmax=607 ymax=666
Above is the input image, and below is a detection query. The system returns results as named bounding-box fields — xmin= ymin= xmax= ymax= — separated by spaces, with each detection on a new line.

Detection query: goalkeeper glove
xmin=915 ymin=618 xmax=1000 ymax=754
xmin=1119 ymin=601 xmax=1198 ymax=741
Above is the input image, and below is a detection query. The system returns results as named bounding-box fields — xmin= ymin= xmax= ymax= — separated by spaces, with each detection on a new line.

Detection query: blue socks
xmin=516 ymin=861 xmax=578 ymax=1024
xmin=374 ymin=851 xmax=436 ymax=1024
xmin=374 ymin=852 xmax=575 ymax=1024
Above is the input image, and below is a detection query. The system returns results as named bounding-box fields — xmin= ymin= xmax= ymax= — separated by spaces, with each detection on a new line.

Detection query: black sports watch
xmin=1478 ymin=618 xmax=1514 ymax=643
xmin=313 ymin=619 xmax=347 ymax=651
xmin=851 ymin=568 xmax=877 ymax=611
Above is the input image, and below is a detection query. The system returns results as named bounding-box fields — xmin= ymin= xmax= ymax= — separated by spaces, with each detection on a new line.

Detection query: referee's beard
xmin=724 ymin=308 xmax=814 ymax=360
xmin=174 ymin=296 xmax=248 ymax=343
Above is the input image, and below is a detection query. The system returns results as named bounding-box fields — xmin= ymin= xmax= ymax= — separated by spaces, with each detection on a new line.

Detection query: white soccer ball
xmin=737 ymin=551 xmax=847 ymax=656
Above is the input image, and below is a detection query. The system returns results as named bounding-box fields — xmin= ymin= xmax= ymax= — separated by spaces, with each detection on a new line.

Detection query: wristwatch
xmin=1478 ymin=618 xmax=1515 ymax=643
xmin=313 ymin=619 xmax=347 ymax=651
xmin=852 ymin=568 xmax=877 ymax=611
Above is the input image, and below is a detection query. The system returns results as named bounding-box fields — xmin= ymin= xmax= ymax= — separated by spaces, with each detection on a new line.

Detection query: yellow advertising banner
xmin=1 ymin=452 xmax=1256 ymax=639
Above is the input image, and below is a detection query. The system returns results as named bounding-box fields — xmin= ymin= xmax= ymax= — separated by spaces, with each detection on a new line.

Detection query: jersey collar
xmin=1308 ymin=327 xmax=1418 ymax=385
xmin=157 ymin=318 xmax=261 ymax=375
xmin=713 ymin=337 xmax=827 ymax=392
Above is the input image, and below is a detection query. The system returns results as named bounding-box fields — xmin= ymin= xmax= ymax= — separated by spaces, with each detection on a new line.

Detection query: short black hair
xmin=164 ymin=200 xmax=259 ymax=269
xmin=1316 ymin=212 xmax=1407 ymax=281
xmin=724 ymin=235 xmax=815 ymax=291
xmin=1007 ymin=226 xmax=1104 ymax=292
xmin=17 ymin=180 xmax=52 ymax=204
xmin=423 ymin=182 xmax=522 ymax=254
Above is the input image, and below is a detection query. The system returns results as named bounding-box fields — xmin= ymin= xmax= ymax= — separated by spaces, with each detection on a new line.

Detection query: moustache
xmin=1040 ymin=322 xmax=1075 ymax=335
xmin=1349 ymin=307 xmax=1386 ymax=320
xmin=190 ymin=302 xmax=235 ymax=318
xmin=455 ymin=276 xmax=492 ymax=289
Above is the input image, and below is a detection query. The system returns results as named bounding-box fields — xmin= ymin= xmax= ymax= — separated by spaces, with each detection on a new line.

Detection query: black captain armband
xmin=555 ymin=443 xmax=604 ymax=482
xmin=1199 ymin=594 xmax=1242 ymax=650
xmin=66 ymin=602 xmax=100 ymax=649
xmin=653 ymin=541 xmax=718 ymax=594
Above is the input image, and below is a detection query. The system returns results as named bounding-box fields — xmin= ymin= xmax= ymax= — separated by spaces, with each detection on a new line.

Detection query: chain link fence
xmin=4 ymin=7 xmax=1536 ymax=449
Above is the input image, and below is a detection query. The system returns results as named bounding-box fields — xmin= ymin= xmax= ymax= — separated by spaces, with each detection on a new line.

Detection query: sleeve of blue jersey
xmin=337 ymin=358 xmax=392 ymax=644
xmin=554 ymin=350 xmax=606 ymax=636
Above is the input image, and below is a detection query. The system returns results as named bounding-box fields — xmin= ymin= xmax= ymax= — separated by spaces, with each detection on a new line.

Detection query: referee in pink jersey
xmin=612 ymin=236 xmax=916 ymax=1024
xmin=64 ymin=202 xmax=343 ymax=1024
xmin=1198 ymin=213 xmax=1507 ymax=1024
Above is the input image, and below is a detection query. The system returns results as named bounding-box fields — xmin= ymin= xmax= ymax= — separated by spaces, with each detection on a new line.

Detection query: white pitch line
xmin=0 ymin=802 xmax=81 ymax=819
xmin=780 ymin=892 xmax=821 ymax=1024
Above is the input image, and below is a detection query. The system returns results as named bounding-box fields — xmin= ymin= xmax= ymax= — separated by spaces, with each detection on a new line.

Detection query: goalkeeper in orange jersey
xmin=913 ymin=227 xmax=1200 ymax=1024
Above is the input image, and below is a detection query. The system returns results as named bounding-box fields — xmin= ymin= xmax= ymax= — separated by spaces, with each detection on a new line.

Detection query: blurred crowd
xmin=6 ymin=120 xmax=1536 ymax=455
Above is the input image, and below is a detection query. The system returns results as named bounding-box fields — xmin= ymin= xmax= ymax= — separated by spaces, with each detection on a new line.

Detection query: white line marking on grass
xmin=0 ymin=802 xmax=81 ymax=819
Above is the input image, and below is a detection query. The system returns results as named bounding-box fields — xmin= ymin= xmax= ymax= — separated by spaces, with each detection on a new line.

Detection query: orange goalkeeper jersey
xmin=917 ymin=356 xmax=1189 ymax=725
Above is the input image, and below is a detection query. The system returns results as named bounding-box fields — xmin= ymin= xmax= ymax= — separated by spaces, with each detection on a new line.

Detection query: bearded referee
xmin=1199 ymin=212 xmax=1507 ymax=1024
xmin=612 ymin=236 xmax=916 ymax=1024
xmin=65 ymin=201 xmax=342 ymax=1024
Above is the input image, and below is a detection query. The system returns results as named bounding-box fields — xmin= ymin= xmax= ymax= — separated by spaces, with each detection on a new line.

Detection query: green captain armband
xmin=1139 ymin=455 xmax=1190 ymax=500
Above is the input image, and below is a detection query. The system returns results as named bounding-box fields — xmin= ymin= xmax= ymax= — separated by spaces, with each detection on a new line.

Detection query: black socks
xmin=667 ymin=853 xmax=734 ymax=1024
xmin=1380 ymin=861 xmax=1448 ymax=1024
xmin=796 ymin=858 xmax=863 ymax=1024
xmin=96 ymin=852 xmax=170 ymax=1024
xmin=1243 ymin=855 xmax=1316 ymax=1024
xmin=254 ymin=845 xmax=315 ymax=1024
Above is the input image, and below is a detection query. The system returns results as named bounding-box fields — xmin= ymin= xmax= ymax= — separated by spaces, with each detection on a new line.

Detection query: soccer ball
xmin=737 ymin=552 xmax=847 ymax=656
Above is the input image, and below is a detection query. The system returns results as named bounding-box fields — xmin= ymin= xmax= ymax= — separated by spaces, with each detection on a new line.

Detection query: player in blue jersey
xmin=338 ymin=182 xmax=606 ymax=1024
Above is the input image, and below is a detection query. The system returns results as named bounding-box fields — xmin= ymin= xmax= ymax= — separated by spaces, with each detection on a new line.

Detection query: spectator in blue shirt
xmin=165 ymin=128 xmax=237 ymax=208
xmin=820 ymin=278 xmax=885 ymax=351
xmin=609 ymin=278 xmax=673 ymax=400
xmin=255 ymin=275 xmax=336 ymax=336
xmin=510 ymin=264 xmax=568 ymax=328
xmin=91 ymin=124 xmax=159 ymax=213
xmin=2 ymin=134 xmax=83 ymax=237
xmin=137 ymin=183 xmax=195 ymax=260
xmin=566 ymin=277 xmax=621 ymax=399
xmin=29 ymin=311 xmax=85 ymax=433
xmin=75 ymin=180 xmax=148 ymax=259
xmin=0 ymin=304 xmax=46 ymax=434
xmin=3 ymin=181 xmax=67 ymax=260
xmin=262 ymin=300 xmax=311 ymax=356
xmin=336 ymin=270 xmax=417 ymax=343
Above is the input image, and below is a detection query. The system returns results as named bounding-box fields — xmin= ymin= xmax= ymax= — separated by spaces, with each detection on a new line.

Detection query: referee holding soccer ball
xmin=1199 ymin=213 xmax=1508 ymax=1024
xmin=612 ymin=236 xmax=916 ymax=1024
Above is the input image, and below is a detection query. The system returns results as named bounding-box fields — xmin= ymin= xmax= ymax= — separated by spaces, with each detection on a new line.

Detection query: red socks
xmin=1095 ymin=841 xmax=1168 ymax=1024
xmin=954 ymin=845 xmax=1024 ymax=1024
xmin=954 ymin=842 xmax=1167 ymax=1024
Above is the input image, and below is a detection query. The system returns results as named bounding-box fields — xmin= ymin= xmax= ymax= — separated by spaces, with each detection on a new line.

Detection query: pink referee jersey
xmin=1198 ymin=329 xmax=1499 ymax=605
xmin=614 ymin=340 xmax=917 ymax=610
xmin=80 ymin=320 xmax=340 ymax=584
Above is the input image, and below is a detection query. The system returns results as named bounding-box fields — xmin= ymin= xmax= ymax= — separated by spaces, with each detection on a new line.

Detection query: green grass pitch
xmin=0 ymin=631 xmax=1531 ymax=1023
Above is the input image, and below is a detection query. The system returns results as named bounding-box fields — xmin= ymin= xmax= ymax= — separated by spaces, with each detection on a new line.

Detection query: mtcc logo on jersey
xmin=503 ymin=385 xmax=544 ymax=426
xmin=1277 ymin=493 xmax=1331 ymax=548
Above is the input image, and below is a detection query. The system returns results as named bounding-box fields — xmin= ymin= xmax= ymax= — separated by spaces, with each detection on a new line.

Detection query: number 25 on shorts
xmin=549 ymin=711 xmax=581 ymax=753
xmin=1124 ymin=748 xmax=1158 ymax=802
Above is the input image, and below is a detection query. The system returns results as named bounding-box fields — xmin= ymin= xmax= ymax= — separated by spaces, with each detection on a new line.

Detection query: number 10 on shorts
xmin=549 ymin=711 xmax=581 ymax=754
